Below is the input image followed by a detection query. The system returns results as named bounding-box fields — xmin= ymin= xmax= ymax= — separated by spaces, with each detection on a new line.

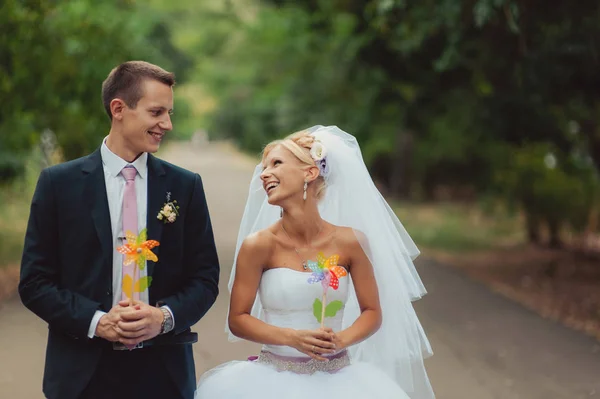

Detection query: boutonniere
xmin=157 ymin=192 xmax=179 ymax=224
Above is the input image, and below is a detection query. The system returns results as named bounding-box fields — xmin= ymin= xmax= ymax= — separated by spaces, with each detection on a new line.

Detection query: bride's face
xmin=260 ymin=145 xmax=307 ymax=205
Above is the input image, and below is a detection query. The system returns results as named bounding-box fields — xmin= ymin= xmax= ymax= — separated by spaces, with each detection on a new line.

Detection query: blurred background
xmin=1 ymin=0 xmax=600 ymax=398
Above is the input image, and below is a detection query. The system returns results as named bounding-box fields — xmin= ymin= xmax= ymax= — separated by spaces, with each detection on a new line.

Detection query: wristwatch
xmin=159 ymin=307 xmax=174 ymax=334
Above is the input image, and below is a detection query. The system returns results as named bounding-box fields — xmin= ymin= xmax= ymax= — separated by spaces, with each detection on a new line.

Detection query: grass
xmin=394 ymin=201 xmax=525 ymax=253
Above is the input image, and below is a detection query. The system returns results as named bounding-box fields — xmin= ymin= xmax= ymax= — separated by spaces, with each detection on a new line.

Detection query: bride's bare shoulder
xmin=332 ymin=225 xmax=366 ymax=246
xmin=239 ymin=223 xmax=280 ymax=255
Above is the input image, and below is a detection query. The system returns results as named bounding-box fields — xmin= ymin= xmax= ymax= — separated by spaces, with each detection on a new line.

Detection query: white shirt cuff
xmin=88 ymin=310 xmax=107 ymax=338
xmin=160 ymin=305 xmax=175 ymax=329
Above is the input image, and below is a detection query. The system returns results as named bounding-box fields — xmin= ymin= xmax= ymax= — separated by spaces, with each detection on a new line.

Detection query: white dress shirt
xmin=87 ymin=138 xmax=173 ymax=338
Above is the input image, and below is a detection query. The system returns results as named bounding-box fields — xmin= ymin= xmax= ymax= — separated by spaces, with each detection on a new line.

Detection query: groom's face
xmin=120 ymin=78 xmax=174 ymax=154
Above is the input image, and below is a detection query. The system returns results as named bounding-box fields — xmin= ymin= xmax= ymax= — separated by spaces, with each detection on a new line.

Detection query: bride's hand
xmin=330 ymin=330 xmax=349 ymax=351
xmin=286 ymin=328 xmax=336 ymax=361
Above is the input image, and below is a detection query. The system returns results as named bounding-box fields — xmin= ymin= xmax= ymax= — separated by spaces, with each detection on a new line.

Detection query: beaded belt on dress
xmin=252 ymin=349 xmax=350 ymax=374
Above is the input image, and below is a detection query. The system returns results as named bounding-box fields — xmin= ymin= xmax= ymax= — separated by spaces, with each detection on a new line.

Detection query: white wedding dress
xmin=195 ymin=267 xmax=410 ymax=398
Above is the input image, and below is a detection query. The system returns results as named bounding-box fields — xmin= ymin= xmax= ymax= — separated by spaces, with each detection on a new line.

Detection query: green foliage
xmin=183 ymin=0 xmax=600 ymax=243
xmin=495 ymin=143 xmax=600 ymax=242
xmin=192 ymin=5 xmax=385 ymax=154
xmin=0 ymin=0 xmax=192 ymax=180
xmin=0 ymin=151 xmax=25 ymax=182
xmin=0 ymin=152 xmax=41 ymax=267
xmin=395 ymin=201 xmax=524 ymax=252
xmin=5 ymin=0 xmax=600 ymax=246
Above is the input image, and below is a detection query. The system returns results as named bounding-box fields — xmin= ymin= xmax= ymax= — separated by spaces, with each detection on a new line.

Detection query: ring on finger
xmin=312 ymin=345 xmax=316 ymax=352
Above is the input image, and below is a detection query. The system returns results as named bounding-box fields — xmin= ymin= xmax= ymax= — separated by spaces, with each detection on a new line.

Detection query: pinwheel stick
xmin=130 ymin=272 xmax=135 ymax=307
xmin=321 ymin=292 xmax=327 ymax=329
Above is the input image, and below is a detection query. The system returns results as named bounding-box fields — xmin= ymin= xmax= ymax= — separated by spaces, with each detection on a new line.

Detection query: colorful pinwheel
xmin=307 ymin=252 xmax=347 ymax=327
xmin=116 ymin=228 xmax=159 ymax=301
xmin=306 ymin=252 xmax=347 ymax=292
xmin=117 ymin=228 xmax=159 ymax=269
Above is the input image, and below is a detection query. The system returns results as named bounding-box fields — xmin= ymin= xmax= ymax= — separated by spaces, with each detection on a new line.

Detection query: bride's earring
xmin=280 ymin=207 xmax=283 ymax=218
xmin=303 ymin=181 xmax=308 ymax=201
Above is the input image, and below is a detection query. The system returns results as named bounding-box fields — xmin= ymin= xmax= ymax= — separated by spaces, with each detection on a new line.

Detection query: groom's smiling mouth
xmin=148 ymin=130 xmax=165 ymax=141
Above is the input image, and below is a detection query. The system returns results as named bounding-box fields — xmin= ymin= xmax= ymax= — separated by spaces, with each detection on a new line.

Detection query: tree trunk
xmin=580 ymin=119 xmax=600 ymax=175
xmin=390 ymin=130 xmax=414 ymax=199
xmin=524 ymin=210 xmax=541 ymax=245
xmin=588 ymin=131 xmax=600 ymax=175
xmin=547 ymin=219 xmax=562 ymax=248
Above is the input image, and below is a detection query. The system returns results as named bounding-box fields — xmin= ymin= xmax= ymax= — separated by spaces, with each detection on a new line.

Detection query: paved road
xmin=1 ymin=140 xmax=599 ymax=399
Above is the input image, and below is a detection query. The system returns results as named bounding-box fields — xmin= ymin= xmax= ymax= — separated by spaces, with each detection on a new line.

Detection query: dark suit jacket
xmin=19 ymin=149 xmax=220 ymax=399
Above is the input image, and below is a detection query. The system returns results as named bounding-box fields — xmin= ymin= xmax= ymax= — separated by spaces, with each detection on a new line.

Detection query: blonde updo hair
xmin=262 ymin=130 xmax=327 ymax=200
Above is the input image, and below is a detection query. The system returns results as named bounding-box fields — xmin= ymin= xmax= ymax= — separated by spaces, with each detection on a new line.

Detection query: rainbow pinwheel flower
xmin=306 ymin=252 xmax=347 ymax=292
xmin=116 ymin=228 xmax=159 ymax=269
xmin=307 ymin=252 xmax=347 ymax=326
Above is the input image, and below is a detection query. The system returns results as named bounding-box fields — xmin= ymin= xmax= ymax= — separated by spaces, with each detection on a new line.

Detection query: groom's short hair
xmin=102 ymin=61 xmax=176 ymax=120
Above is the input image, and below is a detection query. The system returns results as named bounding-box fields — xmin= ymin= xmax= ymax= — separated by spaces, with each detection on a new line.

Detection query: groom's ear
xmin=110 ymin=98 xmax=126 ymax=121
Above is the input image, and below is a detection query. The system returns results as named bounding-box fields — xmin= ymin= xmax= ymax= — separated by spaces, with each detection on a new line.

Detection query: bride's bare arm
xmin=333 ymin=230 xmax=382 ymax=350
xmin=228 ymin=232 xmax=336 ymax=360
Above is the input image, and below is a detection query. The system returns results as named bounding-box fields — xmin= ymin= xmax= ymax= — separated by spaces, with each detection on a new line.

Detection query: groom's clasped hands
xmin=95 ymin=300 xmax=164 ymax=347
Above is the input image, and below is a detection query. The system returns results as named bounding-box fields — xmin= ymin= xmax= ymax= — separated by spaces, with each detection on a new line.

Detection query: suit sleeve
xmin=19 ymin=168 xmax=101 ymax=339
xmin=158 ymin=174 xmax=220 ymax=333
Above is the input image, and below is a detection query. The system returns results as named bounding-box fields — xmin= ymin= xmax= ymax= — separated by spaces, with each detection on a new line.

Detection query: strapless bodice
xmin=258 ymin=268 xmax=349 ymax=356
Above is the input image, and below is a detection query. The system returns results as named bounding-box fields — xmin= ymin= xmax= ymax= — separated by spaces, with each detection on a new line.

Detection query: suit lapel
xmin=146 ymin=154 xmax=166 ymax=277
xmin=82 ymin=150 xmax=113 ymax=271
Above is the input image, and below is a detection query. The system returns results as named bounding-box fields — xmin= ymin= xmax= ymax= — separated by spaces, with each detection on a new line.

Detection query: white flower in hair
xmin=310 ymin=141 xmax=327 ymax=161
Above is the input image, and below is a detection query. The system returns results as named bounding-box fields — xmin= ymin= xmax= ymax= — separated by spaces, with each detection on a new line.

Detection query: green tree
xmin=0 ymin=0 xmax=192 ymax=180
xmin=184 ymin=0 xmax=600 ymax=244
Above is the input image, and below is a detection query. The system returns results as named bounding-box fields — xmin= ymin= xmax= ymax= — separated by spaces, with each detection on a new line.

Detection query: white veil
xmin=226 ymin=126 xmax=435 ymax=398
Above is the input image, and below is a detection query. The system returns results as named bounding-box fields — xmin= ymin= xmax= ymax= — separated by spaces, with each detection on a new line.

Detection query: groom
xmin=19 ymin=61 xmax=220 ymax=399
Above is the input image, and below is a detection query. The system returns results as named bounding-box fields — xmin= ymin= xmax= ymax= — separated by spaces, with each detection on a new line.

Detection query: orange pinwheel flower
xmin=116 ymin=228 xmax=159 ymax=270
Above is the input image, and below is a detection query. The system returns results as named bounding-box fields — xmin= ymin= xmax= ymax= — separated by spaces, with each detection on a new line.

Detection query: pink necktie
xmin=121 ymin=166 xmax=139 ymax=302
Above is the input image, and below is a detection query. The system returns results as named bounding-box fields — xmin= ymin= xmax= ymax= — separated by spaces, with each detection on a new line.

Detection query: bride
xmin=195 ymin=126 xmax=435 ymax=398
